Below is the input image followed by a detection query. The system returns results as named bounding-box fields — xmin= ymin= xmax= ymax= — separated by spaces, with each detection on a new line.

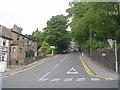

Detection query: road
xmin=1 ymin=52 xmax=118 ymax=88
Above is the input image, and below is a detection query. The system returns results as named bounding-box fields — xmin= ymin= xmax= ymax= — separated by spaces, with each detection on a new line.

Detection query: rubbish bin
xmin=0 ymin=61 xmax=7 ymax=72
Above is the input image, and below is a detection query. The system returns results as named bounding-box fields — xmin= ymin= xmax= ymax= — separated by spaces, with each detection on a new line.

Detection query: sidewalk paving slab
xmin=81 ymin=54 xmax=119 ymax=79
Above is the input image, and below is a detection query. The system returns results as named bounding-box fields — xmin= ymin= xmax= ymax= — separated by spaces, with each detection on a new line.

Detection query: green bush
xmin=40 ymin=41 xmax=50 ymax=53
xmin=47 ymin=48 xmax=52 ymax=54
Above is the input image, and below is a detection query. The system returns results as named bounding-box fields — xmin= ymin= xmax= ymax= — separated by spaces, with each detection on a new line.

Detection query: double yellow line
xmin=80 ymin=56 xmax=119 ymax=80
xmin=0 ymin=55 xmax=60 ymax=79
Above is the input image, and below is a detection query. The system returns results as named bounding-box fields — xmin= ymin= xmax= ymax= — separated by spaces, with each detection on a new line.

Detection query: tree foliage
xmin=40 ymin=41 xmax=50 ymax=53
xmin=32 ymin=29 xmax=46 ymax=49
xmin=43 ymin=14 xmax=71 ymax=53
xmin=32 ymin=15 xmax=71 ymax=53
xmin=67 ymin=2 xmax=120 ymax=50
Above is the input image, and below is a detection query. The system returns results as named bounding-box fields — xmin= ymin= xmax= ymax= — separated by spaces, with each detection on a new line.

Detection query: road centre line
xmin=53 ymin=64 xmax=59 ymax=70
xmin=60 ymin=59 xmax=64 ymax=63
xmin=38 ymin=72 xmax=50 ymax=81
xmin=52 ymin=54 xmax=69 ymax=70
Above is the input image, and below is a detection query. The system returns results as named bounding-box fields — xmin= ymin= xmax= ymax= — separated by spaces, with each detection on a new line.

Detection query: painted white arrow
xmin=66 ymin=67 xmax=78 ymax=74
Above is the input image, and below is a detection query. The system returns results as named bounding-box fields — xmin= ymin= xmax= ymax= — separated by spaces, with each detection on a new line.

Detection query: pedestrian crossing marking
xmin=51 ymin=78 xmax=61 ymax=81
xmin=77 ymin=78 xmax=85 ymax=81
xmin=64 ymin=78 xmax=72 ymax=81
xmin=66 ymin=68 xmax=78 ymax=74
xmin=37 ymin=77 xmax=103 ymax=82
xmin=38 ymin=78 xmax=49 ymax=81
xmin=91 ymin=78 xmax=100 ymax=81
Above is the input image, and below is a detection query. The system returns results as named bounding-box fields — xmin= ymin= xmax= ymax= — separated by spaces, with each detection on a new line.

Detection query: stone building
xmin=0 ymin=24 xmax=37 ymax=70
xmin=10 ymin=24 xmax=37 ymax=65
xmin=0 ymin=25 xmax=12 ymax=71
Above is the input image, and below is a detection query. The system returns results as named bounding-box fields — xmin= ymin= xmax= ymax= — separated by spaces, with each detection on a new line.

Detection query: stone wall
xmin=83 ymin=48 xmax=120 ymax=72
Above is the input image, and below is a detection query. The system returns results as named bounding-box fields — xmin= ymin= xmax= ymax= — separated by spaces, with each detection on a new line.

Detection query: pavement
xmin=0 ymin=54 xmax=55 ymax=77
xmin=80 ymin=53 xmax=119 ymax=80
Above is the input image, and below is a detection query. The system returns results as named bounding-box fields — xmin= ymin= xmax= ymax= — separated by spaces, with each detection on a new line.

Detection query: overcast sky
xmin=0 ymin=0 xmax=71 ymax=35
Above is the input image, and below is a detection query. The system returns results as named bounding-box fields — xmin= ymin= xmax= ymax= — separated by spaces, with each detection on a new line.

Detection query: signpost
xmin=50 ymin=46 xmax=55 ymax=55
xmin=107 ymin=39 xmax=118 ymax=73
xmin=107 ymin=39 xmax=114 ymax=48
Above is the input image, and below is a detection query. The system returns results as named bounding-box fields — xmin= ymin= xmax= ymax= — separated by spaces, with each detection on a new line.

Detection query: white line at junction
xmin=38 ymin=72 xmax=49 ymax=81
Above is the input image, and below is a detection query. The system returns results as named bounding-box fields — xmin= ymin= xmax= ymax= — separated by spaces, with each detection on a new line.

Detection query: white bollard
xmin=82 ymin=52 xmax=84 ymax=56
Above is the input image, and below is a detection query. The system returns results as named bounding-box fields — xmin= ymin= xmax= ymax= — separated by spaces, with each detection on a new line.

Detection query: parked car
xmin=62 ymin=50 xmax=67 ymax=54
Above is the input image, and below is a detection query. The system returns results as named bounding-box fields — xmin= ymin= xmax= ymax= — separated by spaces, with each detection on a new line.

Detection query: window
xmin=33 ymin=42 xmax=34 ymax=46
xmin=29 ymin=41 xmax=31 ymax=45
xmin=22 ymin=37 xmax=24 ymax=42
xmin=0 ymin=54 xmax=1 ymax=61
xmin=3 ymin=41 xmax=6 ymax=46
xmin=17 ymin=35 xmax=19 ymax=40
xmin=0 ymin=54 xmax=5 ymax=61
xmin=20 ymin=48 xmax=22 ymax=53
xmin=3 ymin=39 xmax=7 ymax=46
xmin=13 ymin=47 xmax=16 ymax=52
xmin=2 ymin=56 xmax=5 ymax=61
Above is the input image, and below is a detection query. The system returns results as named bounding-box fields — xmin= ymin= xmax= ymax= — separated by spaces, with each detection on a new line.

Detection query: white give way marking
xmin=38 ymin=72 xmax=49 ymax=81
xmin=66 ymin=68 xmax=78 ymax=74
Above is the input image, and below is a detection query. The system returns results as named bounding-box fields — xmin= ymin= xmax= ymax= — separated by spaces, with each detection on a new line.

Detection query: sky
xmin=0 ymin=0 xmax=71 ymax=35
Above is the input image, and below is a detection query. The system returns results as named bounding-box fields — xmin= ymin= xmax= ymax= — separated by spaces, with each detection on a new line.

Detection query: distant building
xmin=70 ymin=39 xmax=78 ymax=52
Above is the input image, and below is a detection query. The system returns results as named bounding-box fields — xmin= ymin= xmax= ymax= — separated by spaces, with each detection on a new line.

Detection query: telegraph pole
xmin=90 ymin=29 xmax=92 ymax=60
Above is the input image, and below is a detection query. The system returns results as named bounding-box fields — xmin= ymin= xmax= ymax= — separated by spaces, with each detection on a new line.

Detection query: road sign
xmin=66 ymin=68 xmax=78 ymax=74
xmin=50 ymin=46 xmax=55 ymax=49
xmin=107 ymin=39 xmax=114 ymax=48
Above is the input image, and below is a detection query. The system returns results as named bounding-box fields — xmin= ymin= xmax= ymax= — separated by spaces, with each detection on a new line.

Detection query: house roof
xmin=11 ymin=30 xmax=37 ymax=42
xmin=0 ymin=34 xmax=13 ymax=40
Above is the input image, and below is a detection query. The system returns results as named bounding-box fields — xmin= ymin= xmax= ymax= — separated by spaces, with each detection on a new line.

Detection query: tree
xmin=43 ymin=14 xmax=71 ymax=53
xmin=40 ymin=41 xmax=50 ymax=53
xmin=67 ymin=2 xmax=119 ymax=50
xmin=32 ymin=29 xmax=46 ymax=49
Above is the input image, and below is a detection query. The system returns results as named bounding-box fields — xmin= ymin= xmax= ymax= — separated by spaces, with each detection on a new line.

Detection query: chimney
xmin=12 ymin=24 xmax=23 ymax=34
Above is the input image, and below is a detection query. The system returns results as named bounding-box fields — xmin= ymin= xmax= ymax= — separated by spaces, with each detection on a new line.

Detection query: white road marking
xmin=66 ymin=68 xmax=78 ymax=74
xmin=51 ymin=78 xmax=61 ymax=82
xmin=60 ymin=60 xmax=64 ymax=63
xmin=64 ymin=78 xmax=72 ymax=81
xmin=37 ymin=72 xmax=49 ymax=81
xmin=91 ymin=78 xmax=100 ymax=81
xmin=77 ymin=78 xmax=85 ymax=81
xmin=38 ymin=78 xmax=49 ymax=81
xmin=53 ymin=64 xmax=59 ymax=70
